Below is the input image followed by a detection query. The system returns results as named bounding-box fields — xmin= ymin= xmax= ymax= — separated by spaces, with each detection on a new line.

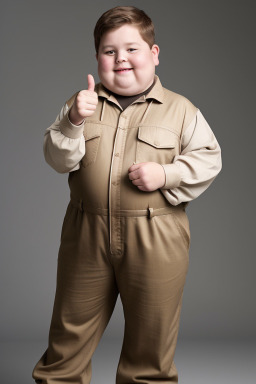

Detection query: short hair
xmin=94 ymin=6 xmax=155 ymax=54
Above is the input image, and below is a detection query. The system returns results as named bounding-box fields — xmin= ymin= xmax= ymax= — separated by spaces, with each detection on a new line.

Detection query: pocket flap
xmin=83 ymin=123 xmax=102 ymax=141
xmin=138 ymin=126 xmax=176 ymax=148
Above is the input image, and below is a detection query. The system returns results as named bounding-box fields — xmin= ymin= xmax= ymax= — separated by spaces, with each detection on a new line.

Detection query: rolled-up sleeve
xmin=160 ymin=109 xmax=222 ymax=206
xmin=43 ymin=103 xmax=85 ymax=173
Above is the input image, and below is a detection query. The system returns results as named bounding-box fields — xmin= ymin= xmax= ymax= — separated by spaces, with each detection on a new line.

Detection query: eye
xmin=105 ymin=50 xmax=115 ymax=55
xmin=128 ymin=48 xmax=137 ymax=52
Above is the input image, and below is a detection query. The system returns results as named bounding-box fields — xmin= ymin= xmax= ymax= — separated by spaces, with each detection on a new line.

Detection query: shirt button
xmin=115 ymin=153 xmax=120 ymax=157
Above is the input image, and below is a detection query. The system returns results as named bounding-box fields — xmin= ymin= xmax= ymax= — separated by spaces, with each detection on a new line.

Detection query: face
xmin=96 ymin=24 xmax=160 ymax=96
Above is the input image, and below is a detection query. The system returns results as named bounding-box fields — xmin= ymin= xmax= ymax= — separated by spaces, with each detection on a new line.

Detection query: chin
xmin=104 ymin=82 xmax=134 ymax=96
xmin=115 ymin=86 xmax=138 ymax=96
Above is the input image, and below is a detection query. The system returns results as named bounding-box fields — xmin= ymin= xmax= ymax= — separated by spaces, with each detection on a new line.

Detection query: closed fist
xmin=128 ymin=162 xmax=166 ymax=192
xmin=69 ymin=74 xmax=98 ymax=125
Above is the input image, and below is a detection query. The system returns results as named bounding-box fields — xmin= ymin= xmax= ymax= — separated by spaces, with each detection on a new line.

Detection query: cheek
xmin=98 ymin=57 xmax=112 ymax=73
xmin=133 ymin=54 xmax=152 ymax=69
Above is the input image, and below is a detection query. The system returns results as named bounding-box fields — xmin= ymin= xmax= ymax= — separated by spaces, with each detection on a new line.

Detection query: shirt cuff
xmin=160 ymin=164 xmax=182 ymax=189
xmin=59 ymin=110 xmax=85 ymax=139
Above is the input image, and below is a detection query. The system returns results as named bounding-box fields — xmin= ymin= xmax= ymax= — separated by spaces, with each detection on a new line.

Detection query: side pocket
xmin=60 ymin=202 xmax=73 ymax=243
xmin=172 ymin=209 xmax=191 ymax=250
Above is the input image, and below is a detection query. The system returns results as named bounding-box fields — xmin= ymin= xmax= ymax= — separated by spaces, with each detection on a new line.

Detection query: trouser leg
xmin=115 ymin=210 xmax=190 ymax=384
xmin=32 ymin=204 xmax=119 ymax=384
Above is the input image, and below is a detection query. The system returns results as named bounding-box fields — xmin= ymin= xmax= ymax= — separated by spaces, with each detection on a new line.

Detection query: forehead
xmin=99 ymin=24 xmax=146 ymax=48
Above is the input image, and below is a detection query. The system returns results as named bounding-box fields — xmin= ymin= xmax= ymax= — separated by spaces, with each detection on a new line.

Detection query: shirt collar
xmin=96 ymin=74 xmax=164 ymax=104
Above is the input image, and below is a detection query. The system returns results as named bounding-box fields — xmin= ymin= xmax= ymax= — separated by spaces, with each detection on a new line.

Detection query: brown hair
xmin=94 ymin=6 xmax=155 ymax=54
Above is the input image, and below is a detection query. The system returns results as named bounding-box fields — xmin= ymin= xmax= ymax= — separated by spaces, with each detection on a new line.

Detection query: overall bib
xmin=33 ymin=76 xmax=197 ymax=384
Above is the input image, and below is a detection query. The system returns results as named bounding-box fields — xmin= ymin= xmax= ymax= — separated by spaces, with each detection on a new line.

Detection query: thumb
xmin=87 ymin=74 xmax=95 ymax=91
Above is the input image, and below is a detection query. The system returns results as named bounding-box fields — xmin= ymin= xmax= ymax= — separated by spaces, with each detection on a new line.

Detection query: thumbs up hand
xmin=69 ymin=74 xmax=98 ymax=125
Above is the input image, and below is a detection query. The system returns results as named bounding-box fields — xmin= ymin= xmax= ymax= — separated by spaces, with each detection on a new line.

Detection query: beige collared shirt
xmin=43 ymin=76 xmax=222 ymax=206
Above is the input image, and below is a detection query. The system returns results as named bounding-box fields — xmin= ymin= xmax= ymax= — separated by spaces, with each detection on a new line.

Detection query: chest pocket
xmin=135 ymin=126 xmax=179 ymax=164
xmin=81 ymin=123 xmax=102 ymax=168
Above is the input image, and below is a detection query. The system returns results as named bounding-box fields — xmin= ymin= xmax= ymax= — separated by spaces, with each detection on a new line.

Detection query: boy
xmin=33 ymin=6 xmax=222 ymax=384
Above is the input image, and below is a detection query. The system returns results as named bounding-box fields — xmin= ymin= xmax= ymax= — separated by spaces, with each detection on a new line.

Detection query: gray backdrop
xmin=1 ymin=0 xmax=255 ymax=352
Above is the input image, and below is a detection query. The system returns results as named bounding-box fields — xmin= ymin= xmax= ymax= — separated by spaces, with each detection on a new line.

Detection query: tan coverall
xmin=33 ymin=75 xmax=222 ymax=384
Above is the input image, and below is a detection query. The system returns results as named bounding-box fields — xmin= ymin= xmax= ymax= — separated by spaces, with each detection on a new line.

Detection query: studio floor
xmin=1 ymin=338 xmax=255 ymax=384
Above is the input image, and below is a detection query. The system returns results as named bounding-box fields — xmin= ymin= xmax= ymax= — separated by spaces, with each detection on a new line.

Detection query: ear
xmin=151 ymin=44 xmax=160 ymax=66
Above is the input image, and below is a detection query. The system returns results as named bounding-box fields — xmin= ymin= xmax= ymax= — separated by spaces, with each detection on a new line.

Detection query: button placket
xmin=109 ymin=113 xmax=128 ymax=256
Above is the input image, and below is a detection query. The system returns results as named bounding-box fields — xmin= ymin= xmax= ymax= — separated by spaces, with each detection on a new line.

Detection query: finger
xmin=128 ymin=162 xmax=141 ymax=172
xmin=80 ymin=95 xmax=98 ymax=104
xmin=137 ymin=185 xmax=149 ymax=192
xmin=128 ymin=169 xmax=140 ymax=180
xmin=131 ymin=178 xmax=142 ymax=186
xmin=84 ymin=104 xmax=97 ymax=111
xmin=87 ymin=74 xmax=95 ymax=91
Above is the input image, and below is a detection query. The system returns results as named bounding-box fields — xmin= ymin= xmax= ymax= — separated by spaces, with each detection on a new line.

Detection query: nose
xmin=115 ymin=51 xmax=127 ymax=63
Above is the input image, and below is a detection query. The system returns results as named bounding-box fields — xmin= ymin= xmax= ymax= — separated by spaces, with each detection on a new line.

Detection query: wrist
xmin=59 ymin=112 xmax=85 ymax=139
xmin=68 ymin=108 xmax=84 ymax=126
xmin=160 ymin=164 xmax=182 ymax=189
xmin=159 ymin=164 xmax=166 ymax=188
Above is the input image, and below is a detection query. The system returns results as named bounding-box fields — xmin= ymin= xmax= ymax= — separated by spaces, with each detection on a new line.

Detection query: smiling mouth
xmin=114 ymin=68 xmax=133 ymax=72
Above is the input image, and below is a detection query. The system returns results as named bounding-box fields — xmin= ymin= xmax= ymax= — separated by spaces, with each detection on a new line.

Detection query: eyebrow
xmin=101 ymin=42 xmax=140 ymax=49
